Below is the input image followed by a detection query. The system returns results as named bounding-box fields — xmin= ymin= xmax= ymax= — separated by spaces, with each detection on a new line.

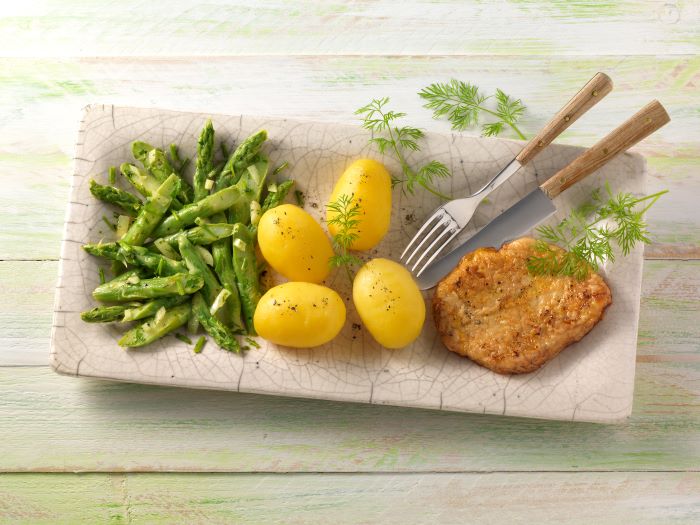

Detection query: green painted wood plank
xmin=0 ymin=0 xmax=698 ymax=57
xmin=0 ymin=472 xmax=698 ymax=524
xmin=0 ymin=55 xmax=698 ymax=260
xmin=0 ymin=263 xmax=698 ymax=474
xmin=0 ymin=261 xmax=56 ymax=366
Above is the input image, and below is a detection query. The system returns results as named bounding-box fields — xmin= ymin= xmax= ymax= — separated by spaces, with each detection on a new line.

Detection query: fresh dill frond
xmin=527 ymin=184 xmax=667 ymax=279
xmin=419 ymin=80 xmax=526 ymax=139
xmin=355 ymin=98 xmax=451 ymax=200
xmin=326 ymin=193 xmax=363 ymax=281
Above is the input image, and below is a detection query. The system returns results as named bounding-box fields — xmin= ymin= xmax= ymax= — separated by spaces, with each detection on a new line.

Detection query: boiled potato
xmin=254 ymin=282 xmax=346 ymax=348
xmin=258 ymin=204 xmax=334 ymax=283
xmin=327 ymin=158 xmax=391 ymax=251
xmin=353 ymin=258 xmax=425 ymax=349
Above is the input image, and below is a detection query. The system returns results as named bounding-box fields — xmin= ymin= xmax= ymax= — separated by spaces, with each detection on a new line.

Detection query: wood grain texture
xmin=516 ymin=72 xmax=613 ymax=165
xmin=1 ymin=259 xmax=698 ymax=471
xmin=0 ymin=55 xmax=698 ymax=260
xmin=0 ymin=1 xmax=698 ymax=57
xmin=0 ymin=472 xmax=698 ymax=524
xmin=541 ymin=100 xmax=670 ymax=197
xmin=0 ymin=3 xmax=698 ymax=517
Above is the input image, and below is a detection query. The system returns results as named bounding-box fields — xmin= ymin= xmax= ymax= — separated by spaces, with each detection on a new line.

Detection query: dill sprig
xmin=326 ymin=193 xmax=363 ymax=281
xmin=527 ymin=184 xmax=667 ymax=279
xmin=419 ymin=80 xmax=526 ymax=139
xmin=355 ymin=98 xmax=451 ymax=200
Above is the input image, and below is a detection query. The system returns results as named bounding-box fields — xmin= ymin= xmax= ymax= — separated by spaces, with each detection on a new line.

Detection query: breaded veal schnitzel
xmin=432 ymin=237 xmax=612 ymax=374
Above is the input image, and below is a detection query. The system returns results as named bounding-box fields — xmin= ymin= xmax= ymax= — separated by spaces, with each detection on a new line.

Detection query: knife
xmin=401 ymin=73 xmax=613 ymax=272
xmin=416 ymin=100 xmax=670 ymax=290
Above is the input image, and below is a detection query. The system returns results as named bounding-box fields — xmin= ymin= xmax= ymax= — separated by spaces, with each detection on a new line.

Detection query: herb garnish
xmin=419 ymin=80 xmax=526 ymax=139
xmin=326 ymin=193 xmax=362 ymax=281
xmin=356 ymin=98 xmax=451 ymax=199
xmin=527 ymin=184 xmax=667 ymax=279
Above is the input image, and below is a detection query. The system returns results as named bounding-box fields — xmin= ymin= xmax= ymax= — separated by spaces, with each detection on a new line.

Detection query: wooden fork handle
xmin=540 ymin=100 xmax=670 ymax=199
xmin=515 ymin=72 xmax=613 ymax=165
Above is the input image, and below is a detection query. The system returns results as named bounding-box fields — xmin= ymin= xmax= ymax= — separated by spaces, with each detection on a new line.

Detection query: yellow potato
xmin=327 ymin=158 xmax=392 ymax=251
xmin=258 ymin=204 xmax=334 ymax=283
xmin=254 ymin=282 xmax=346 ymax=348
xmin=353 ymin=258 xmax=425 ymax=349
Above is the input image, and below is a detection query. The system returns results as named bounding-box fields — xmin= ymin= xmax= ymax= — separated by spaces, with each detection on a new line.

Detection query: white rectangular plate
xmin=51 ymin=105 xmax=646 ymax=423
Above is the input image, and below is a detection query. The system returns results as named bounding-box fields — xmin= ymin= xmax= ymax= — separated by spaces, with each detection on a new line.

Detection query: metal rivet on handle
xmin=592 ymin=90 xmax=599 ymax=96
xmin=603 ymin=147 xmax=609 ymax=155
xmin=645 ymin=117 xmax=652 ymax=124
xmin=538 ymin=140 xmax=544 ymax=147
xmin=564 ymin=115 xmax=571 ymax=122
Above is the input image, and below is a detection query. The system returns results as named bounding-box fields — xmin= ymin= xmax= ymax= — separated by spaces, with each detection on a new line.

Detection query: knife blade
xmin=416 ymin=99 xmax=671 ymax=290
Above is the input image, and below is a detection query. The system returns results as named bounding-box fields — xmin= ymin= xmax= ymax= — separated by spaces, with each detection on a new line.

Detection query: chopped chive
xmin=175 ymin=333 xmax=193 ymax=345
xmin=101 ymin=215 xmax=116 ymax=231
xmin=108 ymin=166 xmax=117 ymax=185
xmin=294 ymin=190 xmax=305 ymax=206
xmin=193 ymin=336 xmax=206 ymax=354
xmin=169 ymin=144 xmax=182 ymax=165
xmin=245 ymin=337 xmax=261 ymax=349
xmin=98 ymin=267 xmax=106 ymax=284
xmin=273 ymin=161 xmax=289 ymax=176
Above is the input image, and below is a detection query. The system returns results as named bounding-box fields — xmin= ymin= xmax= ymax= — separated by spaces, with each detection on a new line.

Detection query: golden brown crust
xmin=432 ymin=237 xmax=612 ymax=375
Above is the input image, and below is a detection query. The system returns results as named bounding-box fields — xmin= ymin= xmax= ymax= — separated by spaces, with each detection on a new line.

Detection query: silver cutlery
xmin=415 ymin=99 xmax=670 ymax=290
xmin=401 ymin=72 xmax=614 ymax=276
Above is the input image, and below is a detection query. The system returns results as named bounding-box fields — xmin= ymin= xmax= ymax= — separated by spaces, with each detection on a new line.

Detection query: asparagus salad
xmin=81 ymin=121 xmax=294 ymax=353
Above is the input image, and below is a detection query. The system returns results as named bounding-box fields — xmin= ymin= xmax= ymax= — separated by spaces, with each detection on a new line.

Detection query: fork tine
xmin=400 ymin=209 xmax=445 ymax=262
xmin=410 ymin=222 xmax=456 ymax=272
xmin=415 ymin=228 xmax=461 ymax=278
xmin=402 ymin=213 xmax=452 ymax=266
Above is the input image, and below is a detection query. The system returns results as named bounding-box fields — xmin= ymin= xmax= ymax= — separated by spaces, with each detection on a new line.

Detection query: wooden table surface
xmin=1 ymin=1 xmax=698 ymax=523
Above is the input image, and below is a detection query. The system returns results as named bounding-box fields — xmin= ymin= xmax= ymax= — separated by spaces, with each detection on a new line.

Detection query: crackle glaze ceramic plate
xmin=51 ymin=105 xmax=647 ymax=423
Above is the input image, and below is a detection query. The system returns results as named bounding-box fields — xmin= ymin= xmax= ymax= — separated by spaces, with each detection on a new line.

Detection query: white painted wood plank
xmin=0 ymin=472 xmax=698 ymax=524
xmin=0 ymin=1 xmax=698 ymax=57
xmin=0 ymin=56 xmax=697 ymax=260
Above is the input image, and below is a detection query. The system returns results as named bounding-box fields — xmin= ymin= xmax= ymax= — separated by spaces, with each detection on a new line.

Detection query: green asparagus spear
xmin=151 ymin=186 xmax=242 ymax=238
xmin=121 ymin=163 xmax=184 ymax=211
xmin=261 ymin=179 xmax=295 ymax=213
xmin=89 ymin=179 xmax=142 ymax=216
xmin=210 ymin=213 xmax=244 ymax=332
xmin=96 ymin=269 xmax=145 ymax=291
xmin=121 ymin=163 xmax=163 ymax=198
xmin=193 ymin=120 xmax=215 ymax=202
xmin=118 ymin=302 xmax=191 ymax=348
xmin=134 ymin=141 xmax=194 ymax=204
xmin=83 ymin=242 xmax=186 ymax=276
xmin=81 ymin=305 xmax=131 ymax=323
xmin=228 ymin=156 xmax=270 ymax=225
xmin=191 ymin=292 xmax=241 ymax=353
xmin=122 ymin=173 xmax=180 ymax=246
xmin=216 ymin=130 xmax=268 ymax=191
xmin=93 ymin=272 xmax=203 ymax=302
xmin=159 ymin=223 xmax=236 ymax=247
xmin=122 ymin=295 xmax=190 ymax=322
xmin=231 ymin=223 xmax=261 ymax=334
xmin=178 ymin=236 xmax=221 ymax=305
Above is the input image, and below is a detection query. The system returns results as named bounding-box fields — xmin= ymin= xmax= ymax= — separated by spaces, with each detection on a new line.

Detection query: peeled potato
xmin=352 ymin=258 xmax=426 ymax=349
xmin=258 ymin=204 xmax=334 ymax=283
xmin=327 ymin=158 xmax=392 ymax=251
xmin=254 ymin=282 xmax=346 ymax=348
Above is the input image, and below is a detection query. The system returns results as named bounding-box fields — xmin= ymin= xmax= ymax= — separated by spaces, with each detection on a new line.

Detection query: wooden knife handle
xmin=540 ymin=100 xmax=670 ymax=199
xmin=515 ymin=72 xmax=613 ymax=165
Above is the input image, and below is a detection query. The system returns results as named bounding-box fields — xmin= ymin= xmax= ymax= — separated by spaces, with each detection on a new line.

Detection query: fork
xmin=400 ymin=72 xmax=614 ymax=276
